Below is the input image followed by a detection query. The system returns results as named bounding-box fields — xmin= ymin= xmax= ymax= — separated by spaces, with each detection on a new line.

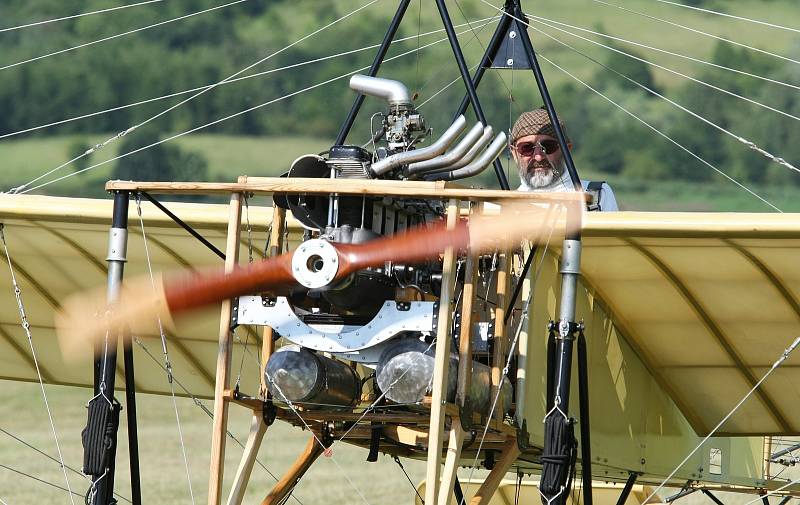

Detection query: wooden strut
xmin=438 ymin=220 xmax=481 ymax=505
xmin=424 ymin=199 xmax=461 ymax=505
xmin=469 ymin=438 xmax=521 ymax=505
xmin=208 ymin=189 xmax=243 ymax=505
xmin=261 ymin=436 xmax=326 ymax=505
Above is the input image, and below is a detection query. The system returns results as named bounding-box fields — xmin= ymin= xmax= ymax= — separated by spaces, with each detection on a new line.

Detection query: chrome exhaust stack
xmin=405 ymin=122 xmax=485 ymax=177
xmin=370 ymin=115 xmax=467 ymax=176
xmin=428 ymin=132 xmax=507 ymax=181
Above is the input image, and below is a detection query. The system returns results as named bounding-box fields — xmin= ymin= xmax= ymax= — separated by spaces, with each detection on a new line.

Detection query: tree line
xmin=0 ymin=0 xmax=797 ymax=188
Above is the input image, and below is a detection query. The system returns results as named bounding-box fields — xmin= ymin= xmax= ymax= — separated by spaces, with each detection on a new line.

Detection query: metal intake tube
xmin=429 ymin=132 xmax=508 ymax=181
xmin=405 ymin=122 xmax=484 ymax=176
xmin=370 ymin=115 xmax=467 ymax=176
xmin=349 ymin=74 xmax=412 ymax=107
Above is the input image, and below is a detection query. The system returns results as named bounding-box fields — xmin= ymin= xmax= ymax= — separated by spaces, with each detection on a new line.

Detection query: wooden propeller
xmin=55 ymin=199 xmax=575 ymax=359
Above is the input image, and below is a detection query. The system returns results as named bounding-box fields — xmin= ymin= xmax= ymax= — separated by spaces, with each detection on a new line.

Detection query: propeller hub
xmin=291 ymin=239 xmax=340 ymax=289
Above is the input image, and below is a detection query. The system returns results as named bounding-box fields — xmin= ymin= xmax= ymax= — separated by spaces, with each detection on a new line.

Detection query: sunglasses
xmin=514 ymin=139 xmax=560 ymax=156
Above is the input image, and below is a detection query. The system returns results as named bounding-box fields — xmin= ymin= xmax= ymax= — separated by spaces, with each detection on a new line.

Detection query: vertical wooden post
xmin=491 ymin=249 xmax=512 ymax=420
xmin=260 ymin=205 xmax=286 ymax=397
xmin=438 ymin=204 xmax=481 ymax=505
xmin=424 ymin=198 xmax=461 ymax=505
xmin=208 ymin=191 xmax=243 ymax=505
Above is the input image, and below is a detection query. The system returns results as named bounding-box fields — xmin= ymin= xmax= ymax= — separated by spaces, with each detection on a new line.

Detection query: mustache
xmin=525 ymin=159 xmax=553 ymax=170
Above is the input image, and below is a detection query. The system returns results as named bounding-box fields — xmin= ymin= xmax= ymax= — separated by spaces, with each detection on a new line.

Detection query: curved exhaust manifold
xmin=370 ymin=115 xmax=467 ymax=176
xmin=429 ymin=131 xmax=508 ymax=181
xmin=405 ymin=121 xmax=485 ymax=176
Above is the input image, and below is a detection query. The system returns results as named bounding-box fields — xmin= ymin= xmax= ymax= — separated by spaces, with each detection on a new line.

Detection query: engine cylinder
xmin=265 ymin=346 xmax=360 ymax=410
xmin=375 ymin=338 xmax=512 ymax=415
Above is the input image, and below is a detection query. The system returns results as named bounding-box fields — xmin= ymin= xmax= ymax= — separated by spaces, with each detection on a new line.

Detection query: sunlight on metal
xmin=0 ymin=0 xmax=164 ymax=33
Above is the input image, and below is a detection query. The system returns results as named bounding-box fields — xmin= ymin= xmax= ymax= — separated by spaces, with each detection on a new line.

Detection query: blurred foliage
xmin=0 ymin=0 xmax=797 ymax=196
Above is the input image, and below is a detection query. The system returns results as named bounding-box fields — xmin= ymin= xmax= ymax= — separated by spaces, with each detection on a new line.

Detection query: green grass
xmin=0 ymin=379 xmax=432 ymax=504
xmin=2 ymin=133 xmax=798 ymax=212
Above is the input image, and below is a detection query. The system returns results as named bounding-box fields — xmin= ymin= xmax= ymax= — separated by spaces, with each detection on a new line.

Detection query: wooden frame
xmin=99 ymin=178 xmax=560 ymax=505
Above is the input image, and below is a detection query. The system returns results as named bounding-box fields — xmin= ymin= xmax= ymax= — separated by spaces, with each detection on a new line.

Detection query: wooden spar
xmin=469 ymin=438 xmax=521 ymax=505
xmin=260 ymin=204 xmax=286 ymax=396
xmin=208 ymin=190 xmax=243 ymax=505
xmin=261 ymin=436 xmax=326 ymax=505
xmin=492 ymin=249 xmax=512 ymax=421
xmin=424 ymin=198 xmax=460 ymax=505
xmin=226 ymin=412 xmax=267 ymax=505
xmin=105 ymin=178 xmax=585 ymax=203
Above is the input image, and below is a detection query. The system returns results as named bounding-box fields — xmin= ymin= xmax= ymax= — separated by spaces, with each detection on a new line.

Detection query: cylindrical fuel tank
xmin=375 ymin=338 xmax=512 ymax=416
xmin=265 ymin=345 xmax=360 ymax=410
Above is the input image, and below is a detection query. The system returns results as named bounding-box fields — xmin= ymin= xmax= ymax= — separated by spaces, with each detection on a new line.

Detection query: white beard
xmin=518 ymin=159 xmax=569 ymax=191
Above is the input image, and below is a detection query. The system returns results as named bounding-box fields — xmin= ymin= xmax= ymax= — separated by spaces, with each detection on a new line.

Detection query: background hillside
xmin=0 ymin=0 xmax=798 ymax=209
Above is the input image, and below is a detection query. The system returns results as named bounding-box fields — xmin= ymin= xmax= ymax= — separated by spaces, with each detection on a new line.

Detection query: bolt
xmin=509 ymin=31 xmax=517 ymax=38
xmin=507 ymin=58 xmax=514 ymax=66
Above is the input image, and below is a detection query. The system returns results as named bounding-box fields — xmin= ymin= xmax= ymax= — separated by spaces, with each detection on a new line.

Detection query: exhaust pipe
xmin=405 ymin=122 xmax=485 ymax=176
xmin=370 ymin=115 xmax=467 ymax=176
xmin=349 ymin=74 xmax=412 ymax=108
xmin=429 ymin=132 xmax=507 ymax=181
xmin=425 ymin=125 xmax=493 ymax=175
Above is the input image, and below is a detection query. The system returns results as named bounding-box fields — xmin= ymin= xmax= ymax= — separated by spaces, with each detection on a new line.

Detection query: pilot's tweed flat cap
xmin=510 ymin=107 xmax=569 ymax=144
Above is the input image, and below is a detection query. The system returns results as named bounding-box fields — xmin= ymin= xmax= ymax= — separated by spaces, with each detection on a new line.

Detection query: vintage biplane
xmin=1 ymin=1 xmax=799 ymax=505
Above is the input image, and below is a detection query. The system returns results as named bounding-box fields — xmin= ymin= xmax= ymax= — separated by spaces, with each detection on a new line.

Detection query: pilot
xmin=510 ymin=106 xmax=618 ymax=211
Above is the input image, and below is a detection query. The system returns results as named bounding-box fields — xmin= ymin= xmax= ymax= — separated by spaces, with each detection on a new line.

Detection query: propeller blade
xmin=56 ymin=198 xmax=574 ymax=360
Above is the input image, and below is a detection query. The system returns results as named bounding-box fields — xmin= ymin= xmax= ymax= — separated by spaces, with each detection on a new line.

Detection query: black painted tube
xmin=578 ymin=332 xmax=593 ymax=505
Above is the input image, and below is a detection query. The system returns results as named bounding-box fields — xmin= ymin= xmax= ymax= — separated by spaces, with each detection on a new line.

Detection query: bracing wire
xmin=590 ymin=0 xmax=800 ymax=67
xmin=526 ymin=28 xmax=783 ymax=212
xmin=266 ymin=372 xmax=372 ymax=505
xmin=0 ymin=464 xmax=83 ymax=499
xmin=135 ymin=195 xmax=196 ymax=504
xmin=645 ymin=336 xmax=800 ymax=504
xmin=18 ymin=21 xmax=485 ymax=195
xmin=477 ymin=0 xmax=794 ymax=205
xmin=130 ymin=337 xmax=304 ymax=504
xmin=8 ymin=0 xmax=381 ymax=195
xmin=453 ymin=0 xmax=514 ymax=96
xmin=0 ymin=226 xmax=77 ymax=505
xmin=460 ymin=205 xmax=560 ymax=505
xmin=651 ymin=0 xmax=800 ymax=35
xmin=0 ymin=1 xmax=247 ymax=72
xmin=527 ymin=14 xmax=800 ymax=124
xmin=0 ymin=17 xmax=498 ymax=141
xmin=0 ymin=426 xmax=132 ymax=503
xmin=0 ymin=0 xmax=164 ymax=34
xmin=526 ymin=14 xmax=800 ymax=92
xmin=524 ymin=15 xmax=800 ymax=177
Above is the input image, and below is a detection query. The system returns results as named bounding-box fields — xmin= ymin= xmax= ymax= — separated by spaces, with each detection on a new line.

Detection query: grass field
xmin=3 ymin=133 xmax=799 ymax=212
xmin=0 ymin=379 xmax=439 ymax=504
